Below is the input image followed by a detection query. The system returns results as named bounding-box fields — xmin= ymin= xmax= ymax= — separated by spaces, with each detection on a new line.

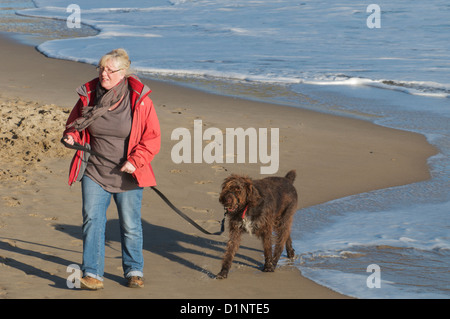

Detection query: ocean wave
xmin=108 ymin=63 xmax=450 ymax=100
xmin=303 ymin=77 xmax=450 ymax=99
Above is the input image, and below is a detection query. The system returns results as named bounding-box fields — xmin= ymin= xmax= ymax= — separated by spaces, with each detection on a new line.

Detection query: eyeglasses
xmin=96 ymin=66 xmax=123 ymax=74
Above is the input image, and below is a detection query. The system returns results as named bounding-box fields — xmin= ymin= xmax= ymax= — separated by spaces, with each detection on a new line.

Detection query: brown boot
xmin=127 ymin=276 xmax=144 ymax=288
xmin=80 ymin=276 xmax=104 ymax=290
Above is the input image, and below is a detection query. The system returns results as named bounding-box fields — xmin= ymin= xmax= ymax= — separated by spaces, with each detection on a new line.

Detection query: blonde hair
xmin=98 ymin=48 xmax=131 ymax=74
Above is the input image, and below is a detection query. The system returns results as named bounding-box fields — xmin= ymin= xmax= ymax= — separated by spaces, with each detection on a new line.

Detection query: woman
xmin=63 ymin=49 xmax=161 ymax=289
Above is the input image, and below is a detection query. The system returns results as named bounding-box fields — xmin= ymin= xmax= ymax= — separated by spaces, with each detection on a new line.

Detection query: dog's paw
xmin=216 ymin=271 xmax=228 ymax=279
xmin=262 ymin=264 xmax=275 ymax=272
xmin=287 ymin=249 xmax=295 ymax=259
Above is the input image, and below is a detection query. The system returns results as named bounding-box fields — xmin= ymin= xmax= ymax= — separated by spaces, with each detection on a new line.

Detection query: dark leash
xmin=61 ymin=138 xmax=225 ymax=236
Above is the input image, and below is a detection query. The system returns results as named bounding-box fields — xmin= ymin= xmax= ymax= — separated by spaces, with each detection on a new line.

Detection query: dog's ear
xmin=245 ymin=179 xmax=261 ymax=206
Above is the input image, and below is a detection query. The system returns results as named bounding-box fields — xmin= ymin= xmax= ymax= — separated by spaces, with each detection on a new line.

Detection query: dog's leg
xmin=261 ymin=229 xmax=275 ymax=272
xmin=272 ymin=230 xmax=295 ymax=268
xmin=285 ymin=235 xmax=295 ymax=259
xmin=217 ymin=228 xmax=242 ymax=279
xmin=271 ymin=235 xmax=284 ymax=269
xmin=272 ymin=205 xmax=296 ymax=268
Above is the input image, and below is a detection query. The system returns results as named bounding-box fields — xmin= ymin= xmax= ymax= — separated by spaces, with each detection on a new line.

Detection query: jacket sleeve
xmin=127 ymin=96 xmax=161 ymax=169
xmin=63 ymin=98 xmax=84 ymax=144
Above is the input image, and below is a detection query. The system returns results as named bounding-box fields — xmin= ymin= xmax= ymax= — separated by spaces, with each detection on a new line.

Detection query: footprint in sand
xmin=207 ymin=191 xmax=219 ymax=199
xmin=194 ymin=180 xmax=212 ymax=185
xmin=211 ymin=165 xmax=227 ymax=173
xmin=69 ymin=239 xmax=82 ymax=247
xmin=28 ymin=213 xmax=44 ymax=218
xmin=2 ymin=196 xmax=20 ymax=207
xmin=182 ymin=206 xmax=210 ymax=214
xmin=171 ymin=107 xmax=190 ymax=114
xmin=2 ymin=239 xmax=18 ymax=248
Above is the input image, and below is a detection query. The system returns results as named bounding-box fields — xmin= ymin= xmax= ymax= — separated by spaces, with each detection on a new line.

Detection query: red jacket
xmin=63 ymin=76 xmax=161 ymax=187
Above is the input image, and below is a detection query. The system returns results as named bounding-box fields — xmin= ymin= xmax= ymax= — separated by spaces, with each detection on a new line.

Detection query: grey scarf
xmin=67 ymin=78 xmax=129 ymax=131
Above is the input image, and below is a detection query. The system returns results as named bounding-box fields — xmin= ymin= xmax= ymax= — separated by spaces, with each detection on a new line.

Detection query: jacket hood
xmin=127 ymin=74 xmax=152 ymax=108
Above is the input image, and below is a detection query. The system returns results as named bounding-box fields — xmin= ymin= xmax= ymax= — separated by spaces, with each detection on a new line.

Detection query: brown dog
xmin=217 ymin=170 xmax=298 ymax=279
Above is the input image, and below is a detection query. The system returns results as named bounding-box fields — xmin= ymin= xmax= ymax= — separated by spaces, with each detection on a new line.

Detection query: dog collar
xmin=241 ymin=205 xmax=249 ymax=219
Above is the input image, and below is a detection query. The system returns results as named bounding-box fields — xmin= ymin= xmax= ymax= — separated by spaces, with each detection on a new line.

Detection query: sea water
xmin=3 ymin=0 xmax=449 ymax=298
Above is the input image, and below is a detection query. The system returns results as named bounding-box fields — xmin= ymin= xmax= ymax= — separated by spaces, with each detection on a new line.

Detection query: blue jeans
xmin=81 ymin=176 xmax=144 ymax=281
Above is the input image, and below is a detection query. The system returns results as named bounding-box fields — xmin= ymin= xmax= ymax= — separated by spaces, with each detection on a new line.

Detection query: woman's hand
xmin=120 ymin=161 xmax=136 ymax=174
xmin=63 ymin=135 xmax=75 ymax=146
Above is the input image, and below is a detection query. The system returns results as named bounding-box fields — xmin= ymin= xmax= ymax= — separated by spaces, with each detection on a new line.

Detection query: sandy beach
xmin=0 ymin=33 xmax=437 ymax=300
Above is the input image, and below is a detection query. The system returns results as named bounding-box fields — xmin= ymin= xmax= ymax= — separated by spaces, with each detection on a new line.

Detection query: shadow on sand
xmin=0 ymin=218 xmax=263 ymax=288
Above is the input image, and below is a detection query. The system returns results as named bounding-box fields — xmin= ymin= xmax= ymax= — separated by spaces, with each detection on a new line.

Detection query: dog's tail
xmin=285 ymin=170 xmax=296 ymax=184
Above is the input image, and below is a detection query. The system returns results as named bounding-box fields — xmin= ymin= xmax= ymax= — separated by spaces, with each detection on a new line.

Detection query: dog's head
xmin=219 ymin=175 xmax=261 ymax=214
